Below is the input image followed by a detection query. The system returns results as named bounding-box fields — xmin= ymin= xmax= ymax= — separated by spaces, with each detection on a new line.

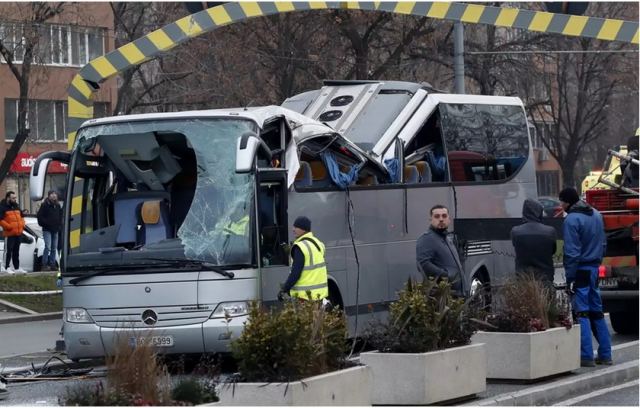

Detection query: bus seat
xmin=309 ymin=160 xmax=332 ymax=187
xmin=136 ymin=200 xmax=172 ymax=245
xmin=294 ymin=161 xmax=312 ymax=188
xmin=112 ymin=191 xmax=170 ymax=245
xmin=448 ymin=151 xmax=485 ymax=182
xmin=414 ymin=161 xmax=432 ymax=183
xmin=403 ymin=165 xmax=419 ymax=184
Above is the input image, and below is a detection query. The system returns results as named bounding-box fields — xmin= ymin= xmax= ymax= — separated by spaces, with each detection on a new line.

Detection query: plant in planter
xmin=472 ymin=273 xmax=579 ymax=380
xmin=361 ymin=278 xmax=486 ymax=405
xmin=217 ymin=299 xmax=371 ymax=406
xmin=60 ymin=330 xmax=219 ymax=406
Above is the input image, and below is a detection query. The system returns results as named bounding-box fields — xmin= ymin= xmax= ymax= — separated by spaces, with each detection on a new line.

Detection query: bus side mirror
xmin=30 ymin=151 xmax=71 ymax=201
xmin=235 ymin=132 xmax=272 ymax=173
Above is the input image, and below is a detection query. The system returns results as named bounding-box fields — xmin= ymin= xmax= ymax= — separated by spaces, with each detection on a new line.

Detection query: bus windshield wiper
xmin=68 ymin=258 xmax=234 ymax=285
xmin=134 ymin=258 xmax=235 ymax=279
xmin=69 ymin=265 xmax=133 ymax=285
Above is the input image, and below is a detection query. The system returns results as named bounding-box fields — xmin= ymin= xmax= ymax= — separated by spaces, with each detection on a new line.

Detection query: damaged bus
xmin=32 ymin=80 xmax=536 ymax=360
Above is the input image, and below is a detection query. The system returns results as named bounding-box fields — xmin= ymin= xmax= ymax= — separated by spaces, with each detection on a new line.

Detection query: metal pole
xmin=453 ymin=22 xmax=465 ymax=94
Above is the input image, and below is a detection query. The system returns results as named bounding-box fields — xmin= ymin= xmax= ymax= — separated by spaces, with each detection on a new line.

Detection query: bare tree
xmin=528 ymin=44 xmax=624 ymax=187
xmin=110 ymin=2 xmax=197 ymax=115
xmin=0 ymin=2 xmax=65 ymax=185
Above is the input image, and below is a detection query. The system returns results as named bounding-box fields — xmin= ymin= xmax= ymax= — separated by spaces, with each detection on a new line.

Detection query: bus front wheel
xmin=469 ymin=273 xmax=491 ymax=312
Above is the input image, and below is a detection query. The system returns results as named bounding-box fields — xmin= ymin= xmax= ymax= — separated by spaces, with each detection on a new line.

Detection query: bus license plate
xmin=130 ymin=335 xmax=174 ymax=347
xmin=599 ymin=278 xmax=618 ymax=289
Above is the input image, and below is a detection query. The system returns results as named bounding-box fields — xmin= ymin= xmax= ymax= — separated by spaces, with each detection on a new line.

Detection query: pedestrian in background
xmin=0 ymin=191 xmax=26 ymax=274
xmin=559 ymin=187 xmax=612 ymax=367
xmin=510 ymin=198 xmax=557 ymax=288
xmin=279 ymin=216 xmax=329 ymax=302
xmin=416 ymin=204 xmax=466 ymax=297
xmin=37 ymin=190 xmax=63 ymax=271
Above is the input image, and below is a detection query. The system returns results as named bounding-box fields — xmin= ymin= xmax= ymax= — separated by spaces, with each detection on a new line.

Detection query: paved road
xmin=556 ymin=379 xmax=639 ymax=406
xmin=0 ymin=319 xmax=62 ymax=359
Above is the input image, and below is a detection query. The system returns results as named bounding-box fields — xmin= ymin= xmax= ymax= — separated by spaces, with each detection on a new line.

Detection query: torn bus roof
xmin=74 ymin=105 xmax=390 ymax=185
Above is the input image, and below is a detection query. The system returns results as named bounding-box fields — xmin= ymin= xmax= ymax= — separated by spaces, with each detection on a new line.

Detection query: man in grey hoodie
xmin=510 ymin=198 xmax=557 ymax=286
xmin=416 ymin=204 xmax=466 ymax=297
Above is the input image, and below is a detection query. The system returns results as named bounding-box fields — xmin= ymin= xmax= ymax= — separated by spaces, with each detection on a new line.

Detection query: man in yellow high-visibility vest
xmin=278 ymin=216 xmax=329 ymax=301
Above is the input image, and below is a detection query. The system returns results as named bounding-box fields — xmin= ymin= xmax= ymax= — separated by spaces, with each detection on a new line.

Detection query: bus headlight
xmin=210 ymin=302 xmax=249 ymax=319
xmin=65 ymin=308 xmax=94 ymax=323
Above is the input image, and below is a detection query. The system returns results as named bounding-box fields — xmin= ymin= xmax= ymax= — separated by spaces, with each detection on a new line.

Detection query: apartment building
xmin=0 ymin=2 xmax=117 ymax=212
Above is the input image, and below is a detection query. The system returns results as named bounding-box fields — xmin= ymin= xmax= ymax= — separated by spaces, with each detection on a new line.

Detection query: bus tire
xmin=327 ymin=281 xmax=343 ymax=311
xmin=609 ymin=309 xmax=639 ymax=335
xmin=470 ymin=271 xmax=491 ymax=312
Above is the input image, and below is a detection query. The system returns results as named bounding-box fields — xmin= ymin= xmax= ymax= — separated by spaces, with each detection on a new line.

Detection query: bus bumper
xmin=63 ymin=315 xmax=249 ymax=360
xmin=203 ymin=314 xmax=249 ymax=353
xmin=63 ymin=322 xmax=104 ymax=360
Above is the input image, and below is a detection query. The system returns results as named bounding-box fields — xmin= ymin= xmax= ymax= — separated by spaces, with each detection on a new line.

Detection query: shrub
xmin=171 ymin=378 xmax=219 ymax=405
xmin=366 ymin=278 xmax=480 ymax=353
xmin=61 ymin=381 xmax=133 ymax=406
xmin=230 ymin=300 xmax=348 ymax=382
xmin=61 ymin=330 xmax=200 ymax=406
xmin=105 ymin=330 xmax=172 ymax=404
xmin=484 ymin=273 xmax=572 ymax=333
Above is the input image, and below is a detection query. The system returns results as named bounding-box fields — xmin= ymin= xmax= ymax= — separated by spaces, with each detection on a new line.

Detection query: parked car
xmin=538 ymin=196 xmax=564 ymax=218
xmin=0 ymin=216 xmax=45 ymax=272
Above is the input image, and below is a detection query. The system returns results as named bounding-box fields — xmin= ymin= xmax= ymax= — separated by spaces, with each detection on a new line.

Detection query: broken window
xmin=72 ymin=118 xmax=258 ymax=266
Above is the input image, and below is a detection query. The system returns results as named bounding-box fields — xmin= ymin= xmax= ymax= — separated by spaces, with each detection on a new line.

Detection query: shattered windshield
xmin=76 ymin=118 xmax=257 ymax=266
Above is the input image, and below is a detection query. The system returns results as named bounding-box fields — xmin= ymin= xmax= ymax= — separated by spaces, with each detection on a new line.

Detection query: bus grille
xmin=88 ymin=305 xmax=212 ymax=328
xmin=465 ymin=240 xmax=493 ymax=257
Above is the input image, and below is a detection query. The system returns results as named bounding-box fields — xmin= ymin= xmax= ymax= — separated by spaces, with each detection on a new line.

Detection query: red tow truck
xmin=585 ymin=149 xmax=639 ymax=335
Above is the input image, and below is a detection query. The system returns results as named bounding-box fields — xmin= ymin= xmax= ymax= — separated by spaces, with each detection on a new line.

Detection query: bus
xmin=31 ymin=82 xmax=536 ymax=360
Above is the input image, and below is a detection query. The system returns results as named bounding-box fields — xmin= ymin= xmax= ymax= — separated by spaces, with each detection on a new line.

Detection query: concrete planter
xmin=471 ymin=325 xmax=580 ymax=380
xmin=360 ymin=343 xmax=486 ymax=405
xmin=214 ymin=365 xmax=371 ymax=406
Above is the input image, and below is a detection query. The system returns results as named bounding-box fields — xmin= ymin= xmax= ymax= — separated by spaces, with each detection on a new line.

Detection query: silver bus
xmin=31 ymin=82 xmax=536 ymax=360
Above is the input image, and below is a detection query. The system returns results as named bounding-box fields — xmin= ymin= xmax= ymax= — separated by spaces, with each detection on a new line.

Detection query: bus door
xmin=256 ymin=168 xmax=289 ymax=303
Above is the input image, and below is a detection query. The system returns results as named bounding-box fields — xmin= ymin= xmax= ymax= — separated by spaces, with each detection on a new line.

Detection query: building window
xmin=4 ymin=98 xmax=109 ymax=142
xmin=0 ymin=22 xmax=105 ymax=67
xmin=537 ymin=171 xmax=560 ymax=197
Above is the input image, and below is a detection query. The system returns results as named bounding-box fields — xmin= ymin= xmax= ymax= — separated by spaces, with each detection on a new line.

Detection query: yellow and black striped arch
xmin=67 ymin=1 xmax=639 ymax=147
xmin=65 ymin=1 xmax=639 ymax=248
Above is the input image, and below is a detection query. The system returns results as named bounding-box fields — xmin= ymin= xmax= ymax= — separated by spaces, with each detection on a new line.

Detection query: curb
xmin=0 ymin=312 xmax=62 ymax=324
xmin=470 ymin=360 xmax=639 ymax=406
xmin=0 ymin=298 xmax=38 ymax=315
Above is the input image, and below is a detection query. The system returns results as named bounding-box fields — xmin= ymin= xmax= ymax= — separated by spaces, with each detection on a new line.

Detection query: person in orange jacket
xmin=0 ymin=191 xmax=26 ymax=274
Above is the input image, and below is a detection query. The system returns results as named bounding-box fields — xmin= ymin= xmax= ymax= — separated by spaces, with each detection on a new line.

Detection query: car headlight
xmin=65 ymin=308 xmax=94 ymax=323
xmin=210 ymin=302 xmax=249 ymax=319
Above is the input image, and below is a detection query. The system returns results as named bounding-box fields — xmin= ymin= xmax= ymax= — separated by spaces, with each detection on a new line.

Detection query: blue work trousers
xmin=572 ymin=266 xmax=612 ymax=361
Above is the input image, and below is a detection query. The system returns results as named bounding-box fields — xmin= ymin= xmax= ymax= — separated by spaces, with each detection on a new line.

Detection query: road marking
xmin=553 ymin=378 xmax=639 ymax=406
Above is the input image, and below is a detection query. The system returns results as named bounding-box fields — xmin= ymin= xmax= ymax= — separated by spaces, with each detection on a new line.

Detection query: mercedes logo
xmin=145 ymin=286 xmax=151 ymax=293
xmin=141 ymin=309 xmax=158 ymax=326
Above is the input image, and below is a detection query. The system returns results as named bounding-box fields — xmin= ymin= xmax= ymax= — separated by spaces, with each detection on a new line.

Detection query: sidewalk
xmin=466 ymin=341 xmax=639 ymax=406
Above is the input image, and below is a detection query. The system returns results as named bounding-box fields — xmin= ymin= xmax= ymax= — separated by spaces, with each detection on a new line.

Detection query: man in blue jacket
xmin=559 ymin=187 xmax=611 ymax=367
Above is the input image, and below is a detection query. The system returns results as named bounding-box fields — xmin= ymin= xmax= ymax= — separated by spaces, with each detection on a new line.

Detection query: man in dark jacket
xmin=37 ymin=190 xmax=63 ymax=270
xmin=559 ymin=187 xmax=611 ymax=367
xmin=510 ymin=198 xmax=557 ymax=286
xmin=416 ymin=204 xmax=466 ymax=297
